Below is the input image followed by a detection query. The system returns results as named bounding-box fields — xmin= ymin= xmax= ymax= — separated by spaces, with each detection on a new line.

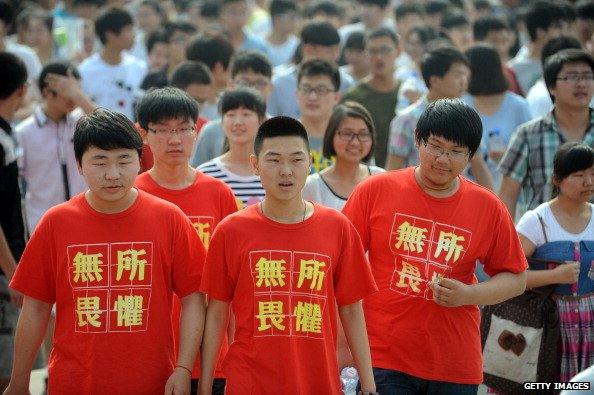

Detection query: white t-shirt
xmin=78 ymin=53 xmax=147 ymax=119
xmin=302 ymin=165 xmax=385 ymax=211
xmin=516 ymin=202 xmax=594 ymax=246
xmin=265 ymin=35 xmax=299 ymax=67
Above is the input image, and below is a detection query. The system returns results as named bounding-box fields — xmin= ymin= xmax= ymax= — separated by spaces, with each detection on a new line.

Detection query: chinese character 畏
xmin=395 ymin=221 xmax=428 ymax=253
xmin=255 ymin=257 xmax=287 ymax=288
xmin=294 ymin=301 xmax=322 ymax=333
xmin=76 ymin=296 xmax=102 ymax=327
xmin=116 ymin=249 xmax=147 ymax=281
xmin=433 ymin=231 xmax=465 ymax=263
xmin=113 ymin=294 xmax=144 ymax=327
xmin=256 ymin=300 xmax=285 ymax=331
xmin=297 ymin=259 xmax=326 ymax=291
xmin=72 ymin=252 xmax=104 ymax=283
xmin=395 ymin=261 xmax=423 ymax=293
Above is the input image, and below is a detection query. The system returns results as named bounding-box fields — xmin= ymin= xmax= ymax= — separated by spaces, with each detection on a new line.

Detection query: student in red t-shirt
xmin=5 ymin=109 xmax=206 ymax=395
xmin=342 ymin=99 xmax=528 ymax=394
xmin=199 ymin=116 xmax=378 ymax=395
xmin=135 ymin=87 xmax=237 ymax=395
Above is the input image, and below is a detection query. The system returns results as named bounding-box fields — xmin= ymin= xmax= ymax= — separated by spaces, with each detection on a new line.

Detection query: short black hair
xmin=163 ymin=21 xmax=197 ymax=42
xmin=136 ymin=87 xmax=198 ymax=130
xmin=0 ymin=52 xmax=27 ymax=99
xmin=473 ymin=0 xmax=492 ymax=12
xmin=94 ymin=7 xmax=134 ymax=45
xmin=323 ymin=101 xmax=375 ymax=162
xmin=200 ymin=0 xmax=220 ymax=18
xmin=219 ymin=87 xmax=266 ymax=118
xmin=344 ymin=31 xmax=365 ymax=51
xmin=254 ymin=116 xmax=310 ymax=157
xmin=170 ymin=61 xmax=212 ymax=89
xmin=305 ymin=1 xmax=344 ymax=19
xmin=466 ymin=44 xmax=508 ymax=95
xmin=230 ymin=51 xmax=272 ymax=79
xmin=415 ymin=99 xmax=482 ymax=158
xmin=559 ymin=1 xmax=577 ymax=24
xmin=0 ymin=0 xmax=14 ymax=28
xmin=356 ymin=0 xmax=389 ymax=8
xmin=552 ymin=141 xmax=594 ymax=197
xmin=425 ymin=0 xmax=450 ymax=16
xmin=300 ymin=21 xmax=340 ymax=47
xmin=365 ymin=26 xmax=399 ymax=47
xmin=269 ymin=0 xmax=296 ymax=17
xmin=473 ymin=16 xmax=509 ymax=41
xmin=139 ymin=0 xmax=166 ymax=21
xmin=524 ymin=1 xmax=566 ymax=42
xmin=421 ymin=46 xmax=468 ymax=88
xmin=74 ymin=108 xmax=143 ymax=164
xmin=441 ymin=10 xmax=469 ymax=30
xmin=186 ymin=34 xmax=234 ymax=71
xmin=38 ymin=62 xmax=81 ymax=93
xmin=298 ymin=59 xmax=340 ymax=91
xmin=395 ymin=3 xmax=424 ymax=20
xmin=146 ymin=29 xmax=168 ymax=54
xmin=577 ymin=0 xmax=594 ymax=21
xmin=407 ymin=26 xmax=439 ymax=45
xmin=541 ymin=36 xmax=582 ymax=67
xmin=544 ymin=48 xmax=594 ymax=95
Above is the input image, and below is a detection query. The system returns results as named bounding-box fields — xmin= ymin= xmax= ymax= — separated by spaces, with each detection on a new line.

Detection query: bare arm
xmin=199 ymin=299 xmax=229 ymax=395
xmin=44 ymin=72 xmax=96 ymax=114
xmin=469 ymin=155 xmax=493 ymax=191
xmin=338 ymin=301 xmax=376 ymax=394
xmin=499 ymin=176 xmax=521 ymax=218
xmin=385 ymin=154 xmax=406 ymax=171
xmin=3 ymin=296 xmax=52 ymax=394
xmin=165 ymin=292 xmax=206 ymax=395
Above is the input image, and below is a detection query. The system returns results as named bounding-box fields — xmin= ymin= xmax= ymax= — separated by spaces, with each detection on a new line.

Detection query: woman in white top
xmin=302 ymin=101 xmax=384 ymax=210
xmin=516 ymin=142 xmax=594 ymax=382
xmin=198 ymin=87 xmax=267 ymax=209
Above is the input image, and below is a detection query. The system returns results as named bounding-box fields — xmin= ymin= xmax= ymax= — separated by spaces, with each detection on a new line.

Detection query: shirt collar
xmin=545 ymin=107 xmax=594 ymax=132
xmin=33 ymin=105 xmax=49 ymax=127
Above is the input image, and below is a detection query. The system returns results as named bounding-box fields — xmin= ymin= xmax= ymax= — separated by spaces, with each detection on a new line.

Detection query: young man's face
xmin=550 ymin=61 xmax=594 ymax=109
xmin=251 ymin=135 xmax=311 ymax=203
xmin=303 ymin=43 xmax=341 ymax=64
xmin=137 ymin=4 xmax=162 ymax=32
xmin=445 ymin=24 xmax=473 ymax=53
xmin=484 ymin=29 xmax=512 ymax=61
xmin=44 ymin=85 xmax=78 ymax=116
xmin=416 ymin=134 xmax=471 ymax=188
xmin=359 ymin=3 xmax=385 ymax=29
xmin=148 ymin=42 xmax=169 ymax=72
xmin=169 ymin=30 xmax=192 ymax=64
xmin=221 ymin=0 xmax=249 ymax=33
xmin=77 ymin=146 xmax=140 ymax=210
xmin=185 ymin=82 xmax=213 ymax=108
xmin=431 ymin=62 xmax=470 ymax=99
xmin=366 ymin=35 xmax=398 ymax=78
xmin=230 ymin=70 xmax=272 ymax=100
xmin=143 ymin=117 xmax=197 ymax=167
xmin=538 ymin=20 xmax=566 ymax=44
xmin=297 ymin=74 xmax=340 ymax=120
xmin=396 ymin=13 xmax=423 ymax=39
xmin=273 ymin=11 xmax=298 ymax=36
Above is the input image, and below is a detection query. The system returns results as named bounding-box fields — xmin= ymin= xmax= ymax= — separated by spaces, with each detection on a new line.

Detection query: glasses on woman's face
xmin=422 ymin=141 xmax=469 ymax=163
xmin=336 ymin=130 xmax=372 ymax=143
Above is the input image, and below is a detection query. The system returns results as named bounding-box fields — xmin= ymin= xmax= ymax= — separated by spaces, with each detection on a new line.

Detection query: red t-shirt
xmin=135 ymin=170 xmax=238 ymax=378
xmin=10 ymin=191 xmax=206 ymax=395
xmin=342 ymin=168 xmax=527 ymax=385
xmin=200 ymin=203 xmax=377 ymax=395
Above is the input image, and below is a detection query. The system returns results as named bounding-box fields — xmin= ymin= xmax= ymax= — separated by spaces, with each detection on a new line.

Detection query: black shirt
xmin=0 ymin=116 xmax=25 ymax=275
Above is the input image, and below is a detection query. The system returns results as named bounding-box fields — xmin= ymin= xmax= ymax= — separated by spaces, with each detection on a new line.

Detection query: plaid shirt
xmin=499 ymin=110 xmax=594 ymax=211
xmin=387 ymin=96 xmax=429 ymax=166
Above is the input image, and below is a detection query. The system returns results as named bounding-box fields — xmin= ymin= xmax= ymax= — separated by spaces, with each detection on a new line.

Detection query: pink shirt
xmin=16 ymin=106 xmax=87 ymax=232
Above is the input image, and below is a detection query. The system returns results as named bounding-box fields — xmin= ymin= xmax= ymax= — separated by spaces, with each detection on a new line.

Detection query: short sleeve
xmin=192 ymin=124 xmax=217 ymax=168
xmin=302 ymin=175 xmax=323 ymax=205
xmin=482 ymin=201 xmax=529 ymax=277
xmin=499 ymin=126 xmax=529 ymax=183
xmin=342 ymin=182 xmax=371 ymax=251
xmin=10 ymin=215 xmax=56 ymax=303
xmin=333 ymin=219 xmax=377 ymax=306
xmin=219 ymin=183 xmax=240 ymax=218
xmin=516 ymin=209 xmax=546 ymax=247
xmin=171 ymin=212 xmax=206 ymax=298
xmin=388 ymin=113 xmax=414 ymax=157
xmin=200 ymin=225 xmax=235 ymax=302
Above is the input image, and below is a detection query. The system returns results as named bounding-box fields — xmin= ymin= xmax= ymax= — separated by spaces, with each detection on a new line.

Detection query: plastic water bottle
xmin=341 ymin=366 xmax=359 ymax=395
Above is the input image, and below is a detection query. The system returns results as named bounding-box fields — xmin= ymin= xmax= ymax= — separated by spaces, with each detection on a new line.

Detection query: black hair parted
xmin=300 ymin=21 xmax=340 ymax=47
xmin=38 ymin=62 xmax=81 ymax=93
xmin=219 ymin=87 xmax=266 ymax=118
xmin=230 ymin=51 xmax=272 ymax=79
xmin=415 ymin=99 xmax=483 ymax=158
xmin=298 ymin=59 xmax=341 ymax=92
xmin=254 ymin=116 xmax=310 ymax=156
xmin=94 ymin=7 xmax=134 ymax=45
xmin=421 ymin=46 xmax=468 ymax=89
xmin=136 ymin=87 xmax=198 ymax=130
xmin=0 ymin=52 xmax=27 ymax=99
xmin=552 ymin=142 xmax=594 ymax=197
xmin=74 ymin=108 xmax=143 ymax=164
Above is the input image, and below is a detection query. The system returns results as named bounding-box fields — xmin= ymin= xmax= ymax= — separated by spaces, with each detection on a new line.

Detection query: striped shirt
xmin=197 ymin=157 xmax=265 ymax=209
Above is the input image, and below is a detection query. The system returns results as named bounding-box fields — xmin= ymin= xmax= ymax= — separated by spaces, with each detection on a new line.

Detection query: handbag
xmin=480 ymin=214 xmax=561 ymax=394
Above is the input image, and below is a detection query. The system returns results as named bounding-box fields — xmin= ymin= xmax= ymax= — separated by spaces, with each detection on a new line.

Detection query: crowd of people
xmin=1 ymin=0 xmax=594 ymax=394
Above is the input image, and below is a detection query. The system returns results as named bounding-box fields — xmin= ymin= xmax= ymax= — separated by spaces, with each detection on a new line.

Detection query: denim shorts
xmin=370 ymin=367 xmax=479 ymax=395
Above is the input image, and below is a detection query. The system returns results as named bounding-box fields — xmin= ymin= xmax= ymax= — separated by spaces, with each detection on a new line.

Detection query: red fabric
xmin=504 ymin=65 xmax=524 ymax=96
xmin=135 ymin=170 xmax=238 ymax=378
xmin=10 ymin=191 xmax=205 ymax=395
xmin=342 ymin=168 xmax=528 ymax=385
xmin=137 ymin=117 xmax=209 ymax=173
xmin=200 ymin=204 xmax=377 ymax=395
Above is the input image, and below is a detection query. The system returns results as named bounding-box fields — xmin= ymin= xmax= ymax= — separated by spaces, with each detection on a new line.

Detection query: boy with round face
xmin=343 ymin=99 xmax=527 ymax=394
xmin=6 ymin=108 xmax=206 ymax=395
xmin=199 ymin=116 xmax=378 ymax=395
xmin=135 ymin=87 xmax=237 ymax=395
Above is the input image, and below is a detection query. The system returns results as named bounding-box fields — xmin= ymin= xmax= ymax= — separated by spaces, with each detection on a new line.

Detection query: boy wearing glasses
xmin=500 ymin=49 xmax=594 ymax=218
xmin=297 ymin=59 xmax=341 ymax=174
xmin=343 ymin=99 xmax=527 ymax=394
xmin=135 ymin=87 xmax=237 ymax=394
